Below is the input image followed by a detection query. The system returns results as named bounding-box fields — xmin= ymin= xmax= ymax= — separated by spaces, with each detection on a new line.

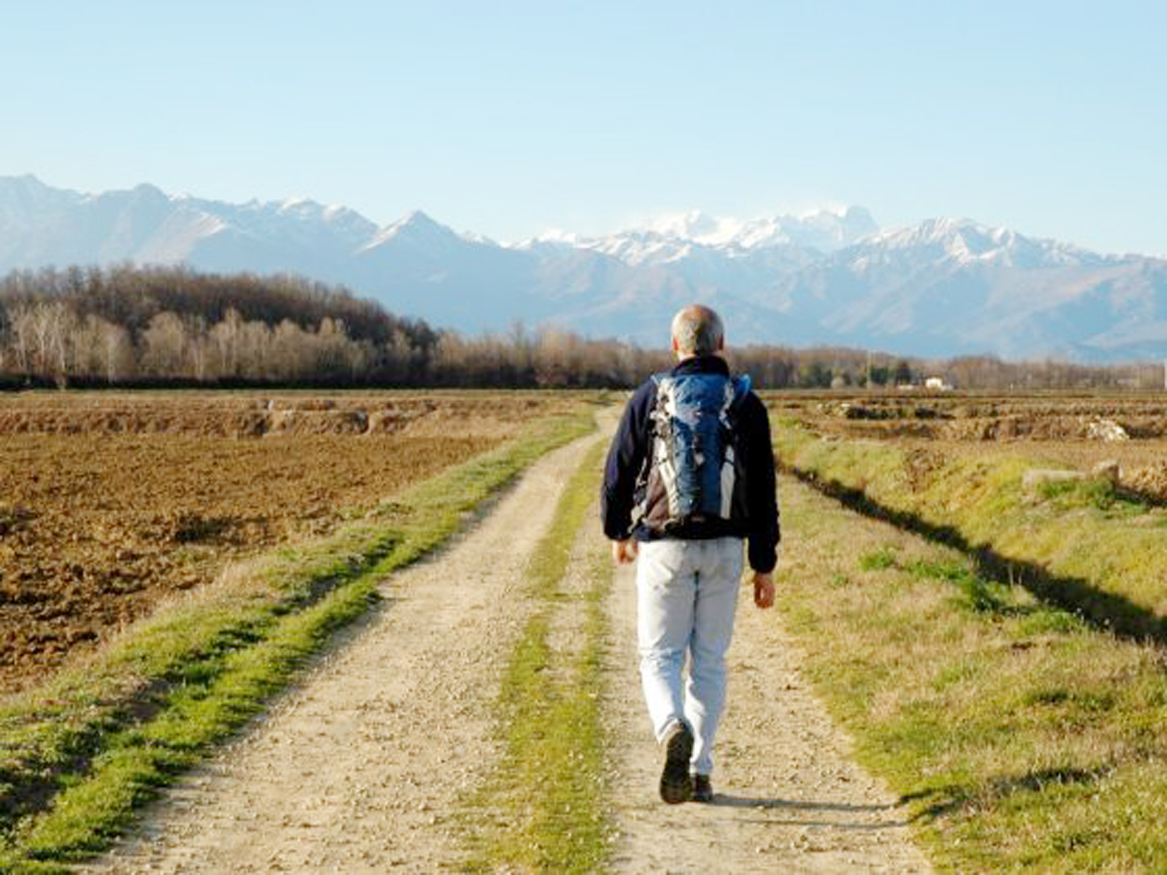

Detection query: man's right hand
xmin=753 ymin=572 xmax=775 ymax=609
xmin=611 ymin=539 xmax=638 ymax=565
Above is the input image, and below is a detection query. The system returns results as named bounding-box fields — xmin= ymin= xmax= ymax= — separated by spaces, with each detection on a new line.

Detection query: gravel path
xmin=80 ymin=422 xmax=931 ymax=873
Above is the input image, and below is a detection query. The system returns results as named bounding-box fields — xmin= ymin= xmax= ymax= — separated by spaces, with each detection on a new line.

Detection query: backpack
xmin=638 ymin=371 xmax=751 ymax=533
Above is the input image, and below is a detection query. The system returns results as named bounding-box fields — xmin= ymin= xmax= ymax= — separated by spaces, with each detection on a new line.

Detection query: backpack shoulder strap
xmin=732 ymin=373 xmax=751 ymax=402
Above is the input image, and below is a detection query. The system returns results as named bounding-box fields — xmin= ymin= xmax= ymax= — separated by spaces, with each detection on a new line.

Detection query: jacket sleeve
xmin=600 ymin=382 xmax=654 ymax=540
xmin=738 ymin=393 xmax=780 ymax=573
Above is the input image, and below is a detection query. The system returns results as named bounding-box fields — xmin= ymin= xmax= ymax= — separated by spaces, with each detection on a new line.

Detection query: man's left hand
xmin=611 ymin=539 xmax=638 ymax=565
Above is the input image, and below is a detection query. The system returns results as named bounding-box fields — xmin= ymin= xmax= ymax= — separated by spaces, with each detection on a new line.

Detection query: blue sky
xmin=4 ymin=1 xmax=1165 ymax=255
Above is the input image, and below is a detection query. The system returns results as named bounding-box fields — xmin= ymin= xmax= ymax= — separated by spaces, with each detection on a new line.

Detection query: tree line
xmin=0 ymin=265 xmax=1162 ymax=391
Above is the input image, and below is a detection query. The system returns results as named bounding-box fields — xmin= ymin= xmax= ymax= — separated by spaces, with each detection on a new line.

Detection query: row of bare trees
xmin=0 ymin=299 xmax=375 ymax=387
xmin=0 ymin=267 xmax=436 ymax=388
xmin=1 ymin=265 xmax=1163 ymax=390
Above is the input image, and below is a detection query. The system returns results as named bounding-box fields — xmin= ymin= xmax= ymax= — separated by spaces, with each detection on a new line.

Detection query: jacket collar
xmin=670 ymin=355 xmax=730 ymax=377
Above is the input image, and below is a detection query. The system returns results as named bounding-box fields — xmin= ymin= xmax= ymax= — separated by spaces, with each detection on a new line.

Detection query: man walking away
xmin=601 ymin=304 xmax=780 ymax=804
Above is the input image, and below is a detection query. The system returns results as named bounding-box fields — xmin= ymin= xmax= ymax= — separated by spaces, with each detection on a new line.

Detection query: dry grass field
xmin=764 ymin=389 xmax=1167 ymax=499
xmin=0 ymin=391 xmax=578 ymax=694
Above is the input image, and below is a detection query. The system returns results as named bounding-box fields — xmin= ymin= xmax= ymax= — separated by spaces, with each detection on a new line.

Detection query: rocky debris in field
xmin=1086 ymin=418 xmax=1129 ymax=442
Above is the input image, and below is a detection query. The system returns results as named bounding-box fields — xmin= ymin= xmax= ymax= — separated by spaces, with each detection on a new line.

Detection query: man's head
xmin=670 ymin=305 xmax=725 ymax=360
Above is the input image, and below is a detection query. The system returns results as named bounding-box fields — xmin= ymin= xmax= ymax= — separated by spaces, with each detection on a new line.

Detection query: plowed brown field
xmin=0 ymin=391 xmax=573 ymax=694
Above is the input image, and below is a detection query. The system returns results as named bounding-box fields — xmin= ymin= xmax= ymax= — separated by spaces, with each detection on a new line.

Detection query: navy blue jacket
xmin=600 ymin=355 xmax=780 ymax=574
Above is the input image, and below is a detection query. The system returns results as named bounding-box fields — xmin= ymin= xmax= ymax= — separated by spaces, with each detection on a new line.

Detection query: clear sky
xmin=3 ymin=0 xmax=1165 ymax=255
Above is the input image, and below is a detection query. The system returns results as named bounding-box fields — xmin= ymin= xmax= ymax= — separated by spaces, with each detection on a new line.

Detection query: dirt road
xmin=82 ymin=423 xmax=930 ymax=873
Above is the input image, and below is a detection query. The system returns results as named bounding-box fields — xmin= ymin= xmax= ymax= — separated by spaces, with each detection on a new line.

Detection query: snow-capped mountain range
xmin=2 ymin=174 xmax=1165 ymax=361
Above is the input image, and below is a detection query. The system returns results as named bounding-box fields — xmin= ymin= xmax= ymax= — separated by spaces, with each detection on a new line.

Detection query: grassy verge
xmin=465 ymin=440 xmax=614 ymax=873
xmin=776 ymin=471 xmax=1167 ymax=870
xmin=772 ymin=419 xmax=1167 ymax=636
xmin=0 ymin=406 xmax=597 ymax=873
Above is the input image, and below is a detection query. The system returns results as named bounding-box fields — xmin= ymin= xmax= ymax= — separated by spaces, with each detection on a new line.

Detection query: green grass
xmin=1035 ymin=476 xmax=1147 ymax=517
xmin=464 ymin=440 xmax=614 ymax=874
xmin=775 ymin=472 xmax=1167 ymax=871
xmin=859 ymin=545 xmax=898 ymax=571
xmin=0 ymin=406 xmax=596 ymax=873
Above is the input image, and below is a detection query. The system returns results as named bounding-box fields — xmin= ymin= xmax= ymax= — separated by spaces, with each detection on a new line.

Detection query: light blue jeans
xmin=636 ymin=536 xmax=743 ymax=777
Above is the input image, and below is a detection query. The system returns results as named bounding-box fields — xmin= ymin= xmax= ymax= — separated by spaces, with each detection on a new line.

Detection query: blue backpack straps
xmin=733 ymin=373 xmax=751 ymax=401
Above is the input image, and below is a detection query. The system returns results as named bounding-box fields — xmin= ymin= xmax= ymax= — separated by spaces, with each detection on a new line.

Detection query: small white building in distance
xmin=925 ymin=376 xmax=953 ymax=391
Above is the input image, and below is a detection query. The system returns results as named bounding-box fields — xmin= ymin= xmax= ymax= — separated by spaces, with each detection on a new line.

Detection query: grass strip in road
xmin=772 ymin=419 xmax=1167 ymax=639
xmin=0 ymin=408 xmax=596 ymax=873
xmin=465 ymin=440 xmax=614 ymax=874
xmin=775 ymin=472 xmax=1167 ymax=871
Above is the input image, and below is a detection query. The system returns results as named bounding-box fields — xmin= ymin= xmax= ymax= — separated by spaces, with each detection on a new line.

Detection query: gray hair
xmin=671 ymin=305 xmax=725 ymax=356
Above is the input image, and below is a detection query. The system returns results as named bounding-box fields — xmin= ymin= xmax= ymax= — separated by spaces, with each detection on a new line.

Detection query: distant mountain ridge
xmin=2 ymin=175 xmax=1165 ymax=361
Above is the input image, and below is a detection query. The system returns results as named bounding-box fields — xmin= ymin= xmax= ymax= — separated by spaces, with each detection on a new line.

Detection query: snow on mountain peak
xmin=360 ymin=209 xmax=478 ymax=254
xmin=645 ymin=210 xmax=726 ymax=241
xmin=868 ymin=217 xmax=981 ymax=249
xmin=553 ymin=206 xmax=880 ymax=267
xmin=857 ymin=216 xmax=1101 ymax=270
xmin=387 ymin=209 xmax=444 ymax=234
xmin=529 ymin=228 xmax=580 ymax=246
xmin=279 ymin=196 xmax=313 ymax=212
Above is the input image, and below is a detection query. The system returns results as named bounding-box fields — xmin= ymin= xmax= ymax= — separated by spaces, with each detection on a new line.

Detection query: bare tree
xmin=141 ymin=311 xmax=190 ymax=378
xmin=270 ymin=318 xmax=308 ymax=379
xmin=5 ymin=301 xmax=38 ymax=376
xmin=209 ymin=308 xmax=245 ymax=377
xmin=97 ymin=317 xmax=133 ymax=382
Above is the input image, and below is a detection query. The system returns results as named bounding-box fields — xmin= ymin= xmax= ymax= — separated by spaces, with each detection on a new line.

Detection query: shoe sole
xmin=659 ymin=725 xmax=694 ymax=804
